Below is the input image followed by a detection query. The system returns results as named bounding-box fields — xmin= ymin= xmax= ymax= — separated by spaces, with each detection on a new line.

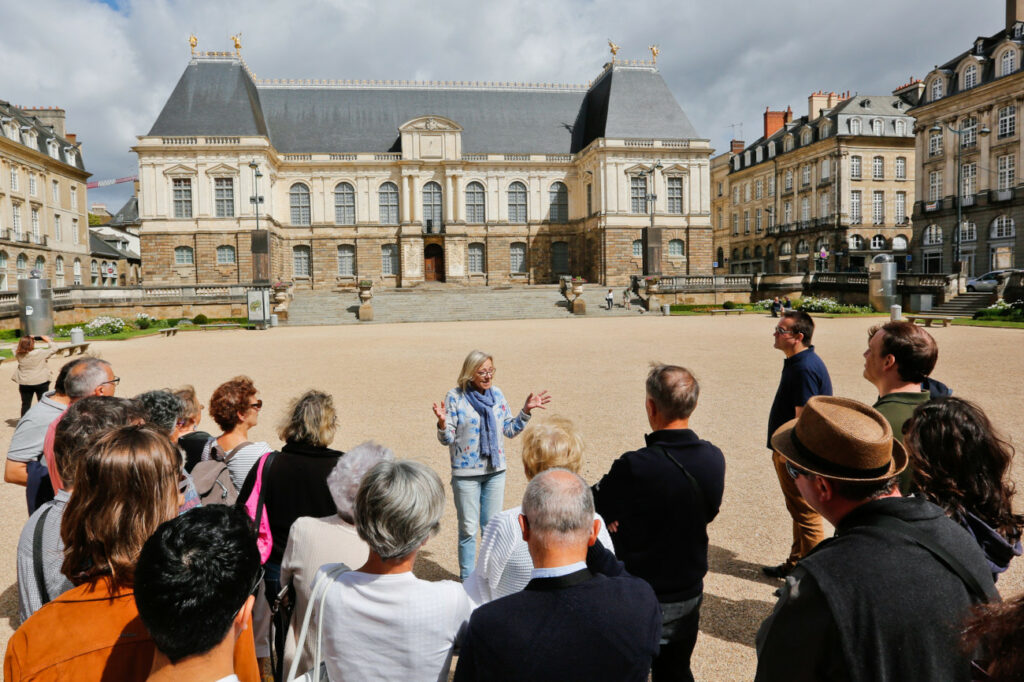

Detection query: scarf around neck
xmin=464 ymin=387 xmax=500 ymax=462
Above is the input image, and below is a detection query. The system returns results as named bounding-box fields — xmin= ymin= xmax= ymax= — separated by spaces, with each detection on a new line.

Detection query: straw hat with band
xmin=771 ymin=396 xmax=908 ymax=483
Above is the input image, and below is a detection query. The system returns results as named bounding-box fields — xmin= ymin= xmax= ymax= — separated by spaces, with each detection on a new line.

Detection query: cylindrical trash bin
xmin=890 ymin=305 xmax=902 ymax=321
xmin=18 ymin=278 xmax=54 ymax=337
xmin=661 ymin=304 xmax=670 ymax=316
xmin=269 ymin=314 xmax=279 ymax=327
xmin=70 ymin=328 xmax=85 ymax=345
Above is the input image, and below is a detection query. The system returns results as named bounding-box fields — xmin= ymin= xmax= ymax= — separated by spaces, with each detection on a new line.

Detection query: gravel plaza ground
xmin=0 ymin=313 xmax=1021 ymax=679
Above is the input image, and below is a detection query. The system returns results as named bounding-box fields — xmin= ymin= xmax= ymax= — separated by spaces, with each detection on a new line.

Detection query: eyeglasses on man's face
xmin=101 ymin=376 xmax=121 ymax=387
xmin=773 ymin=326 xmax=795 ymax=336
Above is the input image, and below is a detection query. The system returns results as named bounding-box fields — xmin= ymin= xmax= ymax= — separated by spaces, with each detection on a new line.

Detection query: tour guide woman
xmin=433 ymin=350 xmax=550 ymax=579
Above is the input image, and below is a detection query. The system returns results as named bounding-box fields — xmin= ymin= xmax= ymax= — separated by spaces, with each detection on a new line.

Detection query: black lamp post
xmin=642 ymin=160 xmax=663 ymax=276
xmin=930 ymin=120 xmax=989 ymax=270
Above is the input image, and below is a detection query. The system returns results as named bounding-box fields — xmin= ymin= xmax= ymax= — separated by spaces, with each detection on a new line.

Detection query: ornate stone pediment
xmin=163 ymin=163 xmax=197 ymax=176
xmin=399 ymin=116 xmax=463 ymax=133
xmin=399 ymin=116 xmax=463 ymax=161
xmin=205 ymin=163 xmax=239 ymax=176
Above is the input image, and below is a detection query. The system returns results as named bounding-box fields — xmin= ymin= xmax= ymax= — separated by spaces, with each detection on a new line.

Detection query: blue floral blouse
xmin=437 ymin=386 xmax=530 ymax=476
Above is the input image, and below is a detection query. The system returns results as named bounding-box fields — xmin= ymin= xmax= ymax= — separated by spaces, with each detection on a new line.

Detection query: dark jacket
xmin=592 ymin=429 xmax=725 ymax=602
xmin=453 ymin=553 xmax=661 ymax=682
xmin=755 ymin=496 xmax=997 ymax=682
xmin=767 ymin=345 xmax=832 ymax=448
xmin=237 ymin=441 xmax=343 ymax=565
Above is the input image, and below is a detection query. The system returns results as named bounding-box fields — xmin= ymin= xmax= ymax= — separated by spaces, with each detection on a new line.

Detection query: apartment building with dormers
xmin=909 ymin=0 xmax=1024 ymax=276
xmin=0 ymin=102 xmax=90 ymax=290
xmin=719 ymin=91 xmax=916 ymax=275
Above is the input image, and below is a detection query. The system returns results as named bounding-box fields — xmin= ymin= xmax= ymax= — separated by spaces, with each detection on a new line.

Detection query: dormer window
xmin=931 ymin=77 xmax=944 ymax=101
xmin=47 ymin=140 xmax=59 ymax=159
xmin=963 ymin=64 xmax=978 ymax=90
xmin=1001 ymin=48 xmax=1017 ymax=76
xmin=850 ymin=118 xmax=862 ymax=135
xmin=976 ymin=39 xmax=985 ymax=55
xmin=768 ymin=142 xmax=776 ymax=158
xmin=801 ymin=129 xmax=812 ymax=145
xmin=784 ymin=136 xmax=794 ymax=152
xmin=64 ymin=146 xmax=77 ymax=167
xmin=871 ymin=119 xmax=883 ymax=136
xmin=820 ymin=121 xmax=831 ymax=137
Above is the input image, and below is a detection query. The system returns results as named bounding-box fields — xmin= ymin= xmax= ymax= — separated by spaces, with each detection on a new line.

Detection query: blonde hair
xmin=278 ymin=390 xmax=338 ymax=447
xmin=172 ymin=385 xmax=202 ymax=425
xmin=521 ymin=415 xmax=584 ymax=479
xmin=456 ymin=350 xmax=493 ymax=392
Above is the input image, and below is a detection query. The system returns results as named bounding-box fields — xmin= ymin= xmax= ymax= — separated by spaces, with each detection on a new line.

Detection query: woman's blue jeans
xmin=451 ymin=470 xmax=506 ymax=579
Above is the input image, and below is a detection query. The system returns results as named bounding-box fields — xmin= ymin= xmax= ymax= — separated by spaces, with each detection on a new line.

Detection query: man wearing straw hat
xmin=755 ymin=396 xmax=997 ymax=682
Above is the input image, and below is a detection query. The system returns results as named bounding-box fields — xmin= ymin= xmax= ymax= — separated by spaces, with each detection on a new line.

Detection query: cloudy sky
xmin=1 ymin=0 xmax=1002 ymax=211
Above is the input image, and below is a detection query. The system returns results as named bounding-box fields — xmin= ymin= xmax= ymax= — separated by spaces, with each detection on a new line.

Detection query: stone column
xmin=401 ymin=174 xmax=411 ymax=224
xmin=445 ymin=174 xmax=454 ymax=226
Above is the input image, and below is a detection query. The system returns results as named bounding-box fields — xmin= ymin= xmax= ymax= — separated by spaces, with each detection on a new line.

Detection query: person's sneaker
xmin=762 ymin=562 xmax=794 ymax=579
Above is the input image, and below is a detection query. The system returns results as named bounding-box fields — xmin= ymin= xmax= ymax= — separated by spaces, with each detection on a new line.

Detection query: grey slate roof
xmin=0 ymin=101 xmax=86 ymax=171
xmin=148 ymin=58 xmax=701 ymax=154
xmin=89 ymin=232 xmax=123 ymax=259
xmin=108 ymin=196 xmax=139 ymax=228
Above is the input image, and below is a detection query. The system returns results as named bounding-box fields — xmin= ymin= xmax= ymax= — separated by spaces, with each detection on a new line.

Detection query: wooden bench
xmin=905 ymin=314 xmax=954 ymax=328
xmin=199 ymin=323 xmax=241 ymax=331
xmin=54 ymin=343 xmax=90 ymax=356
xmin=159 ymin=328 xmax=179 ymax=337
xmin=709 ymin=308 xmax=743 ymax=315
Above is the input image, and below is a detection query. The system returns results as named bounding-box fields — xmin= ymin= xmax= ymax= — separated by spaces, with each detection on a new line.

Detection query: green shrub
xmin=192 ymin=314 xmax=210 ymax=325
xmin=973 ymin=299 xmax=1024 ymax=320
xmin=722 ymin=300 xmax=736 ymax=309
xmin=135 ymin=318 xmax=151 ymax=329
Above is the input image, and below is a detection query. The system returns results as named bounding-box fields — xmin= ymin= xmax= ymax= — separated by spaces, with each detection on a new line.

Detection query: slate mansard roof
xmin=147 ymin=57 xmax=701 ymax=154
xmin=0 ymin=101 xmax=86 ymax=172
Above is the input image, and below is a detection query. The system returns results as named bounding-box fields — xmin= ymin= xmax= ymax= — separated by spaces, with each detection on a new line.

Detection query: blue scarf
xmin=464 ymin=387 xmax=500 ymax=463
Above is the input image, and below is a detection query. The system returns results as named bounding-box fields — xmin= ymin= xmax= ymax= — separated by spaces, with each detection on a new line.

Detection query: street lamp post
xmin=930 ymin=121 xmax=989 ymax=271
xmin=643 ymin=160 xmax=663 ymax=276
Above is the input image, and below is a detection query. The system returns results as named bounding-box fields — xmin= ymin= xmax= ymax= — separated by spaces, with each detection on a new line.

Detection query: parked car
xmin=967 ymin=270 xmax=1009 ymax=292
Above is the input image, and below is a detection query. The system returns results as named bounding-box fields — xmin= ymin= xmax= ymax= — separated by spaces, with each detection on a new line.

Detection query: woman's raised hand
xmin=522 ymin=390 xmax=551 ymax=415
xmin=432 ymin=401 xmax=447 ymax=430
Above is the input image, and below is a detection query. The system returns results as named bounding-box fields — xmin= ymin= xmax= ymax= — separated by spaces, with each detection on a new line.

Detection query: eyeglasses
xmin=475 ymin=369 xmax=496 ymax=378
xmin=250 ymin=400 xmax=263 ymax=410
xmin=773 ymin=326 xmax=795 ymax=336
xmin=233 ymin=565 xmax=266 ymax=619
xmin=785 ymin=461 xmax=811 ymax=480
xmin=101 ymin=376 xmax=121 ymax=386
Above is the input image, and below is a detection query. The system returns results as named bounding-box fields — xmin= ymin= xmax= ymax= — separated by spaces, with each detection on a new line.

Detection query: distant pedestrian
xmin=12 ymin=335 xmax=56 ymax=417
xmin=623 ymin=288 xmax=632 ymax=311
xmin=606 ymin=289 xmax=614 ymax=310
xmin=783 ymin=297 xmax=793 ymax=310
xmin=770 ymin=298 xmax=781 ymax=318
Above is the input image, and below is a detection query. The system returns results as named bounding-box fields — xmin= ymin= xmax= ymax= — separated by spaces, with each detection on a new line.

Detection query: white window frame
xmin=214 ymin=177 xmax=234 ymax=218
xmin=991 ymin=215 xmax=1016 ymax=239
xmin=928 ymin=171 xmax=943 ymax=202
xmin=895 ymin=157 xmax=907 ymax=180
xmin=872 ymin=191 xmax=884 ymax=225
xmin=632 ymin=239 xmax=643 ymax=258
xmin=510 ymin=242 xmax=527 ymax=274
xmin=174 ymin=246 xmax=194 ymax=265
xmin=1002 ymin=49 xmax=1017 ymax=76
xmin=963 ymin=64 xmax=978 ymax=90
xmin=508 ymin=181 xmax=528 ymax=222
xmin=998 ymin=105 xmax=1016 ymax=138
xmin=468 ymin=242 xmax=485 ymax=273
xmin=465 ymin=181 xmax=486 ymax=223
xmin=292 ymin=245 xmax=311 ymax=278
xmin=172 ymin=178 xmax=193 ymax=219
xmin=667 ymin=177 xmax=683 ymax=214
xmin=929 ymin=130 xmax=943 ymax=156
xmin=850 ymin=156 xmax=862 ymax=179
xmin=872 ymin=156 xmax=884 ymax=180
xmin=961 ymin=117 xmax=977 ymax=148
xmin=334 ymin=182 xmax=356 ymax=225
xmin=216 ymin=245 xmax=236 ymax=265
xmin=871 ymin=119 xmax=883 ymax=136
xmin=381 ymin=243 xmax=398 ymax=275
xmin=337 ymin=244 xmax=355 ymax=277
xmin=850 ymin=190 xmax=862 ymax=224
xmin=548 ymin=182 xmax=568 ymax=223
xmin=998 ymin=154 xmax=1016 ymax=190
xmin=290 ymin=183 xmax=311 ymax=226
xmin=378 ymin=182 xmax=399 ymax=225
xmin=54 ymin=214 xmax=61 ymax=241
xmin=895 ymin=192 xmax=907 ymax=224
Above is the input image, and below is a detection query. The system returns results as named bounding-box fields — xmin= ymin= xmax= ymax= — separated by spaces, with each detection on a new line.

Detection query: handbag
xmin=286 ymin=563 xmax=351 ymax=682
xmin=243 ymin=450 xmax=277 ymax=564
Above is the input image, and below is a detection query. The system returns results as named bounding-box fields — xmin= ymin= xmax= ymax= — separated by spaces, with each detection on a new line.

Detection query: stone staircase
xmin=924 ymin=292 xmax=994 ymax=319
xmin=285 ymin=285 xmax=647 ymax=326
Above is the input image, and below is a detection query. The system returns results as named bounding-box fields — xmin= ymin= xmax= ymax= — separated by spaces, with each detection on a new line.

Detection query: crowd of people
xmin=0 ymin=319 xmax=1022 ymax=682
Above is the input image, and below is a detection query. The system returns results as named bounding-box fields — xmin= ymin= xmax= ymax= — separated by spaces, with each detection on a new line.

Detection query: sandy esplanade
xmin=0 ymin=315 xmax=1021 ymax=678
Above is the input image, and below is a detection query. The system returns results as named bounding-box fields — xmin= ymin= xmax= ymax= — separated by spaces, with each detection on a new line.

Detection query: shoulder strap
xmin=32 ymin=507 xmax=53 ymax=605
xmin=861 ymin=514 xmax=997 ymax=603
xmin=286 ymin=563 xmax=350 ymax=682
xmin=253 ymin=451 xmax=277 ymax=532
xmin=223 ymin=440 xmax=253 ymax=464
xmin=651 ymin=445 xmax=708 ymax=522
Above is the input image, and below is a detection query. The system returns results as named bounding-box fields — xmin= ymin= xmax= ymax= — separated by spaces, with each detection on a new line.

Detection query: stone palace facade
xmin=135 ymin=53 xmax=712 ymax=289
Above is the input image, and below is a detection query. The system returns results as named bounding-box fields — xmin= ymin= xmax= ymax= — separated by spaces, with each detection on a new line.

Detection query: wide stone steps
xmin=285 ymin=286 xmax=646 ymax=325
xmin=925 ymin=292 xmax=994 ymax=318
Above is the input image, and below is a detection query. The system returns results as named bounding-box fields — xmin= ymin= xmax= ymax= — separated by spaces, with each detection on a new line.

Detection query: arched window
xmin=33 ymin=256 xmax=45 ymax=275
xmin=871 ymin=119 xmax=883 ymax=136
xmin=292 ymin=245 xmax=311 ymax=278
xmin=895 ymin=120 xmax=907 ymax=136
xmin=931 ymin=77 xmax=944 ymax=101
xmin=780 ymin=242 xmax=792 ymax=256
xmin=962 ymin=64 xmax=978 ymax=90
xmin=871 ymin=235 xmax=886 ymax=250
xmin=216 ymin=245 xmax=236 ymax=265
xmin=815 ymin=238 xmax=829 ymax=252
xmin=549 ymin=182 xmax=568 ymax=223
xmin=801 ymin=129 xmax=811 ymax=145
xmin=468 ymin=242 xmax=485 ymax=273
xmin=784 ymin=136 xmax=794 ymax=152
xmin=289 ymin=183 xmax=311 ymax=226
xmin=796 ymin=240 xmax=809 ymax=254
xmin=716 ymin=247 xmax=724 ymax=264
xmin=337 ymin=244 xmax=355 ymax=276
xmin=742 ymin=247 xmax=751 ymax=259
xmin=510 ymin=242 xmax=527 ymax=274
xmin=507 ymin=181 xmax=527 ymax=223
xmin=668 ymin=239 xmax=684 ymax=256
xmin=754 ymin=245 xmax=763 ymax=258
xmin=766 ymin=244 xmax=774 ymax=260
xmin=873 ymin=156 xmax=884 ymax=179
xmin=991 ymin=215 xmax=1016 ymax=238
xmin=1002 ymin=49 xmax=1017 ymax=77
xmin=732 ymin=248 xmax=740 ymax=260
xmin=334 ymin=182 xmax=356 ymax=225
xmin=378 ymin=182 xmax=399 ymax=225
xmin=632 ymin=239 xmax=643 ymax=258
xmin=381 ymin=244 xmax=398 ymax=276
xmin=55 ymin=256 xmax=64 ymax=275
xmin=923 ymin=224 xmax=943 ymax=245
xmin=850 ymin=118 xmax=862 ymax=135
xmin=174 ymin=246 xmax=194 ymax=265
xmin=820 ymin=121 xmax=831 ymax=137
xmin=73 ymin=258 xmax=81 ymax=285
xmin=892 ymin=235 xmax=908 ymax=251
xmin=960 ymin=222 xmax=977 ymax=242
xmin=550 ymin=241 xmax=569 ymax=275
xmin=465 ymin=181 xmax=486 ymax=223
xmin=90 ymin=259 xmax=98 ymax=285
xmin=422 ymin=181 xmax=442 ymax=230
xmin=16 ymin=254 xmax=27 ymax=278
xmin=848 ymin=234 xmax=865 ymax=250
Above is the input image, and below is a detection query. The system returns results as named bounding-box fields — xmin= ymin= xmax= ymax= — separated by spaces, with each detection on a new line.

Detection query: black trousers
xmin=652 ymin=593 xmax=703 ymax=682
xmin=19 ymin=381 xmax=49 ymax=416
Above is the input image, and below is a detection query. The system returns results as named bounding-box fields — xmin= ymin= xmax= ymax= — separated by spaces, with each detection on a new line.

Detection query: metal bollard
xmin=890 ymin=304 xmax=902 ymax=321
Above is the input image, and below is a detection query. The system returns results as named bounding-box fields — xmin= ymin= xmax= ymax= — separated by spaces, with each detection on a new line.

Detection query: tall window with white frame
xmin=508 ymin=182 xmax=527 ymax=223
xmin=928 ymin=171 xmax=943 ymax=202
xmin=31 ymin=208 xmax=39 ymax=239
xmin=961 ymin=162 xmax=977 ymax=197
xmin=630 ymin=176 xmax=647 ymax=214
xmin=895 ymin=120 xmax=906 ymax=136
xmin=963 ymin=64 xmax=978 ymax=90
xmin=783 ymin=202 xmax=792 ymax=224
xmin=632 ymin=240 xmax=643 ymax=258
xmin=54 ymin=214 xmax=61 ymax=242
xmin=1002 ymin=49 xmax=1017 ymax=76
xmin=850 ymin=190 xmax=862 ymax=224
xmin=290 ymin=183 xmax=311 ymax=226
xmin=820 ymin=159 xmax=829 ymax=180
xmin=820 ymin=193 xmax=829 ymax=219
xmin=548 ymin=182 xmax=568 ymax=223
xmin=381 ymin=244 xmax=398 ymax=276
xmin=872 ymin=156 xmax=884 ymax=180
xmin=334 ymin=182 xmax=356 ymax=225
xmin=871 ymin=119 xmax=883 ymax=136
xmin=337 ymin=244 xmax=355 ymax=277
xmin=667 ymin=177 xmax=683 ymax=214
xmin=895 ymin=192 xmax=907 ymax=224
xmin=510 ymin=242 xmax=526 ymax=274
xmin=11 ymin=203 xmax=21 ymax=237
xmin=214 ymin=178 xmax=234 ymax=218
xmin=850 ymin=156 xmax=862 ymax=179
xmin=872 ymin=191 xmax=884 ymax=225
xmin=293 ymin=245 xmax=311 ymax=278
xmin=755 ymin=178 xmax=763 ymax=200
xmin=929 ymin=130 xmax=943 ymax=156
xmin=850 ymin=118 xmax=862 ymax=135
xmin=10 ymin=167 xmax=18 ymax=192
xmin=732 ymin=214 xmax=739 ymax=235
xmin=73 ymin=259 xmax=81 ymax=286
xmin=895 ymin=157 xmax=907 ymax=180
xmin=468 ymin=243 xmax=485 ymax=274
xmin=51 ymin=179 xmax=59 ymax=203
xmin=172 ymin=178 xmax=192 ymax=218
xmin=998 ymin=105 xmax=1016 ymax=138
xmin=784 ymin=169 xmax=793 ymax=191
xmin=216 ymin=245 xmax=236 ymax=265
xmin=755 ymin=208 xmax=762 ymax=232
xmin=744 ymin=210 xmax=750 ymax=234
xmin=961 ymin=117 xmax=977 ymax=148
xmin=71 ymin=218 xmax=78 ymax=244
xmin=422 ymin=181 xmax=442 ymax=230
xmin=70 ymin=186 xmax=77 ymax=210
xmin=378 ymin=182 xmax=399 ymax=225
xmin=465 ymin=182 xmax=485 ymax=223
xmin=801 ymin=165 xmax=810 ymax=186
xmin=28 ymin=174 xmax=36 ymax=196
xmin=800 ymin=197 xmax=809 ymax=227
xmin=998 ymin=154 xmax=1016 ymax=190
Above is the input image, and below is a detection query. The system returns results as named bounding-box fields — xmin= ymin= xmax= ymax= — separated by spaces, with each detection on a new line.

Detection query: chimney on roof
xmin=66 ymin=133 xmax=77 ymax=144
xmin=763 ymin=107 xmax=789 ymax=139
xmin=730 ymin=139 xmax=745 ymax=155
xmin=1009 ymin=0 xmax=1024 ymax=28
xmin=21 ymin=107 xmax=65 ymax=137
xmin=785 ymin=106 xmax=793 ymax=123
xmin=808 ymin=91 xmax=831 ymax=121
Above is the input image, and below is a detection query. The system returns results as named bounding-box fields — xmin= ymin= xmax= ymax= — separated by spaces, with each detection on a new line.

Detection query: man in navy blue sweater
xmin=454 ymin=469 xmax=661 ymax=681
xmin=592 ymin=365 xmax=726 ymax=682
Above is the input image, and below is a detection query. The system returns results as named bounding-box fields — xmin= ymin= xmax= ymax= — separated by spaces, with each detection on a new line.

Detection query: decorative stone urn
xmin=570 ymin=278 xmax=586 ymax=314
xmin=358 ymin=280 xmax=373 ymax=303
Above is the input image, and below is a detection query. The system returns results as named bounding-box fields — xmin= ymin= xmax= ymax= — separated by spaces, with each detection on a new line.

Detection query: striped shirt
xmin=16 ymin=489 xmax=73 ymax=623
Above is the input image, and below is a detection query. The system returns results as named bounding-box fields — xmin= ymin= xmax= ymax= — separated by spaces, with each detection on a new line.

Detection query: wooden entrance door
xmin=424 ymin=243 xmax=445 ymax=282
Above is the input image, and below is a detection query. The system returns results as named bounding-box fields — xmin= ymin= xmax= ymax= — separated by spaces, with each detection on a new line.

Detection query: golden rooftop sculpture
xmin=189 ymin=34 xmax=197 ymax=56
xmin=649 ymin=45 xmax=660 ymax=64
xmin=231 ymin=33 xmax=242 ymax=55
xmin=608 ymin=39 xmax=620 ymax=57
